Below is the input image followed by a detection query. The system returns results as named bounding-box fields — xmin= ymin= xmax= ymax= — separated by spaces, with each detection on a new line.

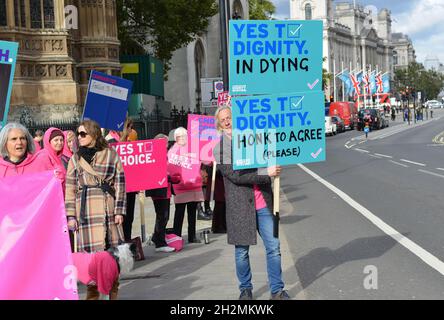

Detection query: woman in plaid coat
xmin=65 ymin=120 xmax=126 ymax=253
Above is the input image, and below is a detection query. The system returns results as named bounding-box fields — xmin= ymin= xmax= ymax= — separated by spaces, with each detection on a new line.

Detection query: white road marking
xmin=298 ymin=164 xmax=444 ymax=276
xmin=369 ymin=154 xmax=382 ymax=159
xmin=418 ymin=169 xmax=444 ymax=179
xmin=359 ymin=141 xmax=366 ymax=144
xmin=374 ymin=153 xmax=393 ymax=159
xmin=389 ymin=160 xmax=409 ymax=168
xmin=400 ymin=159 xmax=426 ymax=167
xmin=355 ymin=148 xmax=370 ymax=153
xmin=436 ymin=168 xmax=444 ymax=172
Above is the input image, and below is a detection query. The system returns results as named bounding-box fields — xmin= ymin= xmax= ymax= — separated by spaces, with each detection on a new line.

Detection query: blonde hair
xmin=215 ymin=105 xmax=232 ymax=132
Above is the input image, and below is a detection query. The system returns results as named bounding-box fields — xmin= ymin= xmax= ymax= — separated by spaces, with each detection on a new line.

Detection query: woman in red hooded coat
xmin=37 ymin=127 xmax=67 ymax=190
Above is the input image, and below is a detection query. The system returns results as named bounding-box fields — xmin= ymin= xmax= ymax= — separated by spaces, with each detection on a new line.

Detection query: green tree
xmin=395 ymin=62 xmax=444 ymax=101
xmin=322 ymin=57 xmax=332 ymax=92
xmin=117 ymin=0 xmax=218 ymax=74
xmin=248 ymin=0 xmax=276 ymax=20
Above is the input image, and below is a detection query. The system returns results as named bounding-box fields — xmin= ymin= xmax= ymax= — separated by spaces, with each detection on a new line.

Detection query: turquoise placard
xmin=0 ymin=40 xmax=18 ymax=129
xmin=232 ymin=91 xmax=326 ymax=170
xmin=229 ymin=20 xmax=323 ymax=96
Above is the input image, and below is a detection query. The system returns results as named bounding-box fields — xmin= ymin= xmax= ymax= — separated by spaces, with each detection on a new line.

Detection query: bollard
xmin=203 ymin=230 xmax=210 ymax=244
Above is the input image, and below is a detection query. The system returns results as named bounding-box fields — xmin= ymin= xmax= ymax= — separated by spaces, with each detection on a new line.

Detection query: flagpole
xmin=342 ymin=61 xmax=345 ymax=101
xmin=333 ymin=60 xmax=337 ymax=102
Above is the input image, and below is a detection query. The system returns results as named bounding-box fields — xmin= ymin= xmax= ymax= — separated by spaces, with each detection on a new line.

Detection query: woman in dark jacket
xmin=213 ymin=106 xmax=289 ymax=301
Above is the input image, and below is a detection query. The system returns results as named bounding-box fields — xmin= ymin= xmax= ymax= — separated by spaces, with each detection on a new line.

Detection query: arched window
xmin=194 ymin=40 xmax=205 ymax=112
xmin=305 ymin=3 xmax=312 ymax=20
xmin=30 ymin=0 xmax=54 ymax=29
xmin=232 ymin=0 xmax=244 ymax=20
xmin=0 ymin=0 xmax=6 ymax=26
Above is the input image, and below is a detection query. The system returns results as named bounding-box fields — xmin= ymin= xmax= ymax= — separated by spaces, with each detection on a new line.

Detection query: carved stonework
xmin=108 ymin=47 xmax=118 ymax=59
xmin=85 ymin=47 xmax=106 ymax=58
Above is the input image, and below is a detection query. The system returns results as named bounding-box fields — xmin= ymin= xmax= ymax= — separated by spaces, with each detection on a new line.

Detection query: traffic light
xmin=330 ymin=95 xmax=334 ymax=102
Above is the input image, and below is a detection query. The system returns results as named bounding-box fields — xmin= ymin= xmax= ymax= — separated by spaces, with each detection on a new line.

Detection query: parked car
xmin=331 ymin=116 xmax=345 ymax=133
xmin=357 ymin=109 xmax=383 ymax=130
xmin=426 ymin=100 xmax=443 ymax=109
xmin=325 ymin=116 xmax=337 ymax=136
xmin=329 ymin=101 xmax=357 ymax=130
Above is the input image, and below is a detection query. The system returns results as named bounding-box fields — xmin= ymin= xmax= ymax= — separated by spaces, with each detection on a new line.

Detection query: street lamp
xmin=219 ymin=0 xmax=229 ymax=91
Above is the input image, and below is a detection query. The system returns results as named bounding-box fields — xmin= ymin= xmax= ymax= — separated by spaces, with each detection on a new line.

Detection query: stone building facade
xmin=0 ymin=0 xmax=120 ymax=122
xmin=290 ymin=0 xmax=394 ymax=100
xmin=163 ymin=0 xmax=249 ymax=114
xmin=392 ymin=32 xmax=415 ymax=70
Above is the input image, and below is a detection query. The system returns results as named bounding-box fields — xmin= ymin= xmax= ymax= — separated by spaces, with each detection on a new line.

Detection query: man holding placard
xmin=219 ymin=19 xmax=325 ymax=300
xmin=214 ymin=105 xmax=289 ymax=300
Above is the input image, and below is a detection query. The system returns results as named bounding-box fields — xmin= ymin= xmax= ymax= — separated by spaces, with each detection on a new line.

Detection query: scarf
xmin=78 ymin=146 xmax=98 ymax=164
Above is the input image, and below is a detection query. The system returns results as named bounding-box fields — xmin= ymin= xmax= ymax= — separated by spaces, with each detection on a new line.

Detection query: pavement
xmin=78 ymin=108 xmax=437 ymax=300
xmin=78 ymin=191 xmax=301 ymax=300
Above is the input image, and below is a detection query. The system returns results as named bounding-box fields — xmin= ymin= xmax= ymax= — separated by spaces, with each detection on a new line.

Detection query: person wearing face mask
xmin=0 ymin=123 xmax=59 ymax=178
xmin=65 ymin=120 xmax=126 ymax=253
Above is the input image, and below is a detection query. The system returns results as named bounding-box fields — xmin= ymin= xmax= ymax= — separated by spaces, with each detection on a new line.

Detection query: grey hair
xmin=174 ymin=127 xmax=187 ymax=141
xmin=154 ymin=133 xmax=168 ymax=140
xmin=215 ymin=105 xmax=232 ymax=132
xmin=0 ymin=122 xmax=35 ymax=158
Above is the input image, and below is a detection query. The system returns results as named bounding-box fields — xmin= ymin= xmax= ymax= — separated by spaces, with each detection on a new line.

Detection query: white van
xmin=325 ymin=116 xmax=337 ymax=136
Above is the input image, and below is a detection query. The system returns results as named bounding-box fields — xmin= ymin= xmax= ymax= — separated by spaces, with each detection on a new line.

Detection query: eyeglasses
xmin=76 ymin=131 xmax=88 ymax=138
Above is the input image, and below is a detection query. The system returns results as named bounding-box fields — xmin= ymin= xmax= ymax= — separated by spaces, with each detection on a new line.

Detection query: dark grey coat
xmin=214 ymin=135 xmax=273 ymax=246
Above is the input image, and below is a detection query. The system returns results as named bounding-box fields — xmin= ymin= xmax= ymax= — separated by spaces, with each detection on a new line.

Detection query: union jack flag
xmin=363 ymin=73 xmax=370 ymax=95
xmin=376 ymin=73 xmax=384 ymax=93
xmin=350 ymin=73 xmax=361 ymax=95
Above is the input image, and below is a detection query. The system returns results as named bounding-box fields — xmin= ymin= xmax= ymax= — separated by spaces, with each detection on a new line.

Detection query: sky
xmin=271 ymin=0 xmax=444 ymax=65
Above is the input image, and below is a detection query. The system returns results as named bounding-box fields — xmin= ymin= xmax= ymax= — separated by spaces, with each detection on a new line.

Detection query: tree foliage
xmin=116 ymin=0 xmax=218 ymax=73
xmin=394 ymin=62 xmax=444 ymax=101
xmin=248 ymin=0 xmax=276 ymax=20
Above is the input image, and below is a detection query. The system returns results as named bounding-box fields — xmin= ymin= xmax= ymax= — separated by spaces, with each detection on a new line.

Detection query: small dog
xmin=72 ymin=243 xmax=137 ymax=300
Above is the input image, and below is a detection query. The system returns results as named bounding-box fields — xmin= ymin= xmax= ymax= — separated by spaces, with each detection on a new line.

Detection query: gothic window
xmin=14 ymin=0 xmax=26 ymax=28
xmin=43 ymin=0 xmax=54 ymax=28
xmin=305 ymin=3 xmax=312 ymax=20
xmin=30 ymin=0 xmax=42 ymax=28
xmin=194 ymin=40 xmax=205 ymax=111
xmin=30 ymin=0 xmax=54 ymax=29
xmin=0 ymin=0 xmax=6 ymax=26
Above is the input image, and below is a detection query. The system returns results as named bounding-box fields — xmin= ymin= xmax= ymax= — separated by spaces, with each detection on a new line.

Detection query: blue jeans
xmin=235 ymin=207 xmax=284 ymax=295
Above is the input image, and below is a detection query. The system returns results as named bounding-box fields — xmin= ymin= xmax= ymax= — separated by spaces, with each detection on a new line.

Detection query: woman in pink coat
xmin=38 ymin=127 xmax=67 ymax=189
xmin=168 ymin=127 xmax=204 ymax=243
xmin=0 ymin=123 xmax=58 ymax=178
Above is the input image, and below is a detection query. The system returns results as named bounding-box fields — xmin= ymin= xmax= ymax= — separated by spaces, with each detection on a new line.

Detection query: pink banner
xmin=111 ymin=139 xmax=168 ymax=192
xmin=0 ymin=171 xmax=78 ymax=300
xmin=187 ymin=114 xmax=220 ymax=163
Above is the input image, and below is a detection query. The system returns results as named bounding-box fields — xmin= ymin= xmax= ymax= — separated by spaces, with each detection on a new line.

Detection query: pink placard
xmin=167 ymin=144 xmax=202 ymax=188
xmin=187 ymin=114 xmax=221 ymax=163
xmin=111 ymin=139 xmax=168 ymax=192
xmin=218 ymin=91 xmax=231 ymax=107
xmin=0 ymin=171 xmax=78 ymax=300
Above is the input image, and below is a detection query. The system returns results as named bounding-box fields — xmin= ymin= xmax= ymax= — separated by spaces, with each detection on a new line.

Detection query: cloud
xmin=392 ymin=0 xmax=444 ymax=63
